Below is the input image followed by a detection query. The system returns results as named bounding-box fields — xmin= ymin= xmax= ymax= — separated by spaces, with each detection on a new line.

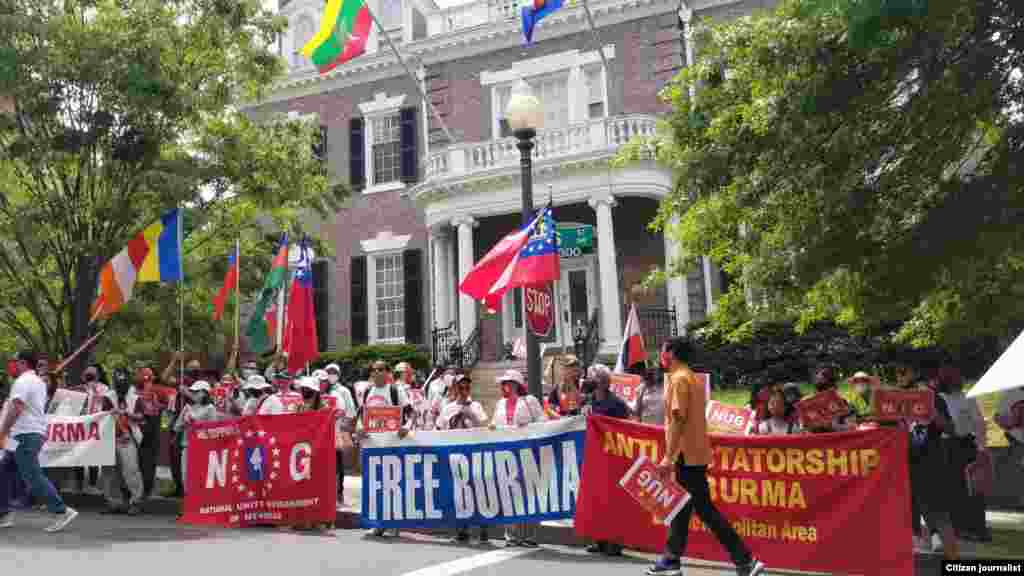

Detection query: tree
xmin=0 ymin=0 xmax=346 ymax=378
xmin=619 ymin=0 xmax=1024 ymax=350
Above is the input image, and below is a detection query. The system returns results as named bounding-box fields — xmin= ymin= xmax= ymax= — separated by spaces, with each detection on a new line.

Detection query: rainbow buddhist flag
xmin=92 ymin=208 xmax=183 ymax=320
xmin=302 ymin=0 xmax=374 ymax=75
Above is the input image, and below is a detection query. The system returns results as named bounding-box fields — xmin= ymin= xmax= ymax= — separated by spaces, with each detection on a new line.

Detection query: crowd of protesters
xmin=1 ymin=340 xmax=1021 ymax=567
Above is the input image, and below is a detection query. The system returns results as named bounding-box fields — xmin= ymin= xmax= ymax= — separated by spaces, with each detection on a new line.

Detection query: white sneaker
xmin=930 ymin=533 xmax=943 ymax=553
xmin=44 ymin=507 xmax=78 ymax=533
xmin=0 ymin=513 xmax=13 ymax=528
xmin=83 ymin=486 xmax=104 ymax=497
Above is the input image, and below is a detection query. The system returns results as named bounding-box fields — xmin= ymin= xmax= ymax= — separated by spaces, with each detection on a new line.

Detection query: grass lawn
xmin=710 ymin=381 xmax=1010 ymax=448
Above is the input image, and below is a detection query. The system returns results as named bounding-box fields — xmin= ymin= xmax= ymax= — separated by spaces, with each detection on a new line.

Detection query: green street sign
xmin=558 ymin=224 xmax=593 ymax=258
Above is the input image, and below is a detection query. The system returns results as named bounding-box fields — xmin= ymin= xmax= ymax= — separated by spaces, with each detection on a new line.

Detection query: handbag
xmin=965 ymin=449 xmax=993 ymax=497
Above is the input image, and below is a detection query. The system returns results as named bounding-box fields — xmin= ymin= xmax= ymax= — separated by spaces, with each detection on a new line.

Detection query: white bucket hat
xmin=325 ymin=363 xmax=341 ymax=373
xmin=296 ymin=376 xmax=321 ymax=393
xmin=189 ymin=380 xmax=212 ymax=393
xmin=497 ymin=369 xmax=525 ymax=386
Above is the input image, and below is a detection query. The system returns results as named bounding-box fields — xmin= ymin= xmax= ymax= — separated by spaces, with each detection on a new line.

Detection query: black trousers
xmin=335 ymin=450 xmax=345 ymax=495
xmin=666 ymin=461 xmax=753 ymax=567
xmin=169 ymin=433 xmax=184 ymax=496
xmin=138 ymin=415 xmax=161 ymax=496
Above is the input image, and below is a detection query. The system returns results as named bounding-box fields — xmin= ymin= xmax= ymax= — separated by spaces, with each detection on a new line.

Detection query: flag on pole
xmin=302 ymin=0 xmax=374 ymax=74
xmin=521 ymin=0 xmax=565 ymax=44
xmin=614 ymin=304 xmax=647 ymax=373
xmin=212 ymin=252 xmax=239 ymax=321
xmin=245 ymin=234 xmax=289 ymax=354
xmin=459 ymin=209 xmax=544 ymax=305
xmin=482 ymin=206 xmax=559 ymax=311
xmin=285 ymin=239 xmax=319 ymax=374
xmin=92 ymin=208 xmax=183 ymax=319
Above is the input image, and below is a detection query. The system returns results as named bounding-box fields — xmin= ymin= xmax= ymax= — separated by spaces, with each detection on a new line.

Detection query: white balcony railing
xmin=424 ymin=114 xmax=657 ymax=180
xmin=427 ymin=0 xmax=522 ymax=35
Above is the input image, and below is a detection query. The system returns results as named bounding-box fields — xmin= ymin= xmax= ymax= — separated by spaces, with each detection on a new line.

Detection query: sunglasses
xmin=372 ymin=367 xmax=387 ymax=372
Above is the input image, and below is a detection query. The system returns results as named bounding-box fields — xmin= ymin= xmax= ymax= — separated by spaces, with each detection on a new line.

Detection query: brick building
xmin=244 ymin=0 xmax=766 ymax=363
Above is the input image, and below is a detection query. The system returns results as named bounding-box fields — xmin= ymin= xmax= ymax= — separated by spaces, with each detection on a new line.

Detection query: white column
xmin=589 ymin=193 xmax=622 ymax=351
xmin=431 ymin=228 xmax=451 ymax=330
xmin=447 ymin=231 xmax=458 ymax=331
xmin=663 ymin=216 xmax=689 ymax=334
xmin=703 ymin=256 xmax=715 ymax=315
xmin=453 ymin=216 xmax=478 ymax=343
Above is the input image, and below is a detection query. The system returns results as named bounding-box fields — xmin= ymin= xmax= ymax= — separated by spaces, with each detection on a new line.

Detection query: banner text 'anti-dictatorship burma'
xmin=575 ymin=416 xmax=914 ymax=576
xmin=360 ymin=418 xmax=585 ymax=528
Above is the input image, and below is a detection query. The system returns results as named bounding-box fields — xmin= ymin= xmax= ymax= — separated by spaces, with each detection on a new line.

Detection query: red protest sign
xmin=180 ymin=411 xmax=337 ymax=528
xmin=705 ymin=400 xmax=755 ymax=435
xmin=576 ymin=415 xmax=914 ymax=576
xmin=364 ymin=406 xmax=402 ymax=433
xmin=610 ymin=373 xmax=644 ymax=404
xmin=525 ymin=284 xmax=554 ymax=337
xmin=796 ymin=388 xmax=848 ymax=429
xmin=618 ymin=455 xmax=690 ymax=525
xmin=871 ymin=389 xmax=934 ymax=425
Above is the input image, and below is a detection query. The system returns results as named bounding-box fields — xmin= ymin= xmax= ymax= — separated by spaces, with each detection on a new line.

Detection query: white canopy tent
xmin=966 ymin=329 xmax=1024 ymax=398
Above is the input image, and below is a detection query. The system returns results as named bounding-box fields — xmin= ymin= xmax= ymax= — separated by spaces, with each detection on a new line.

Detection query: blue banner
xmin=360 ymin=417 xmax=586 ymax=528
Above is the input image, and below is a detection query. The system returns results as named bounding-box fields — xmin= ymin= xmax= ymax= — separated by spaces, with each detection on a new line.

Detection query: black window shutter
xmin=399 ymin=107 xmax=418 ymax=184
xmin=349 ymin=117 xmax=365 ymax=192
xmin=313 ymin=125 xmax=327 ymax=161
xmin=312 ymin=261 xmax=329 ymax=352
xmin=350 ymin=256 xmax=368 ymax=345
xmin=403 ymin=248 xmax=422 ymax=344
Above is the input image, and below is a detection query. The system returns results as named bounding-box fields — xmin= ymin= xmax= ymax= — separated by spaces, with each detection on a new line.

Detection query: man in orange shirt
xmin=648 ymin=337 xmax=765 ymax=576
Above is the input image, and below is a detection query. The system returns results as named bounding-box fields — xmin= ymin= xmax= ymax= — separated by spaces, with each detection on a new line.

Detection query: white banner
xmin=38 ymin=412 xmax=115 ymax=468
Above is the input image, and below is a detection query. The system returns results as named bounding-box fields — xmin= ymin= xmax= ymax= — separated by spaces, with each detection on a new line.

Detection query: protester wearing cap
xmin=241 ymin=360 xmax=260 ymax=381
xmin=322 ymin=368 xmax=357 ymax=504
xmin=393 ymin=362 xmax=415 ymax=392
xmin=438 ymin=373 xmax=490 ymax=544
xmin=257 ymin=375 xmax=288 ymax=416
xmin=240 ymin=376 xmax=271 ymax=416
xmin=848 ymin=371 xmax=881 ymax=420
xmin=358 ymin=360 xmax=412 ymax=538
xmin=489 ymin=369 xmax=543 ymax=547
xmin=174 ymin=381 xmax=219 ymax=494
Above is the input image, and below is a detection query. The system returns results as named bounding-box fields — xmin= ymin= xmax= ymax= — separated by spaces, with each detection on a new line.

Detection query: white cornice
xmin=480 ymin=45 xmax=616 ymax=86
xmin=241 ymin=0 xmax=677 ymax=108
xmin=359 ymin=92 xmax=408 ymax=116
xmin=361 ymin=231 xmax=413 ymax=254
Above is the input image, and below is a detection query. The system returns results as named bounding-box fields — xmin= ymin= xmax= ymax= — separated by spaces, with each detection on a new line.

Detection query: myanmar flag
xmin=302 ymin=0 xmax=374 ymax=74
xmin=245 ymin=234 xmax=289 ymax=354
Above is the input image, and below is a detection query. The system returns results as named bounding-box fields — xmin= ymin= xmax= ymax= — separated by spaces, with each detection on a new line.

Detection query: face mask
xmin=328 ymin=375 xmax=339 ymax=384
xmin=200 ymin=394 xmax=212 ymax=405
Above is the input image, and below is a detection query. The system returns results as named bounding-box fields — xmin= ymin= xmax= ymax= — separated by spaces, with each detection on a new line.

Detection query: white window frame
xmin=582 ymin=63 xmax=608 ymax=120
xmin=483 ymin=45 xmax=615 ymax=139
xmin=361 ymin=231 xmax=413 ymax=344
xmin=358 ymin=92 xmax=409 ymax=194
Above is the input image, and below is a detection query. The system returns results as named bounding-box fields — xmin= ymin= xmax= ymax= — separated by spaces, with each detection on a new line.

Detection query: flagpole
xmin=178 ymin=202 xmax=185 ymax=387
xmin=363 ymin=5 xmax=456 ymax=147
xmin=579 ymin=0 xmax=611 ymax=72
xmin=232 ymin=237 xmax=241 ymax=372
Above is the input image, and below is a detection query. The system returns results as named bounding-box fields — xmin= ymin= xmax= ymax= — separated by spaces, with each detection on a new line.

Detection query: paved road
xmin=0 ymin=510 xmax=775 ymax=576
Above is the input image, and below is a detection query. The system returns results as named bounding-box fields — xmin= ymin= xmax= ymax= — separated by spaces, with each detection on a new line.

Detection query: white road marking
xmin=398 ymin=546 xmax=538 ymax=576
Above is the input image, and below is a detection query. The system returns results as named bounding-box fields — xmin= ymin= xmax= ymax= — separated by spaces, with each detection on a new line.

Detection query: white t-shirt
xmin=437 ymin=400 xmax=487 ymax=430
xmin=353 ymin=381 xmax=371 ymax=405
xmin=756 ymin=417 xmax=799 ymax=435
xmin=330 ymin=386 xmax=358 ymax=420
xmin=492 ymin=396 xmax=543 ymax=429
xmin=427 ymin=376 xmax=450 ymax=406
xmin=9 ymin=370 xmax=48 ymax=436
xmin=257 ymin=394 xmax=287 ymax=416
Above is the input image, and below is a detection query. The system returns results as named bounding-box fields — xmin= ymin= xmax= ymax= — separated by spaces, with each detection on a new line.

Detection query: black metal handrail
xmin=431 ymin=322 xmax=460 ymax=367
xmin=635 ymin=305 xmax=678 ymax=357
xmin=582 ymin=310 xmax=601 ymax=369
xmin=462 ymin=327 xmax=482 ymax=369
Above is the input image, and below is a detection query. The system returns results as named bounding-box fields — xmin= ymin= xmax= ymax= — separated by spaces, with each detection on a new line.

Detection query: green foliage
xmin=0 ymin=0 xmax=348 ymax=375
xmin=621 ymin=0 xmax=1024 ymax=349
xmin=315 ymin=344 xmax=432 ymax=379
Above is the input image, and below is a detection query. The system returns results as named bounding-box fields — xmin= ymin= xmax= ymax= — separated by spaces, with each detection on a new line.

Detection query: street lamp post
xmin=506 ymin=80 xmax=545 ymax=400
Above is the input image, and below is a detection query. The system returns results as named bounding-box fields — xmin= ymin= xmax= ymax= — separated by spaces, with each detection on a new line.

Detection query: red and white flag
xmin=459 ymin=210 xmax=543 ymax=311
xmin=614 ymin=304 xmax=646 ymax=373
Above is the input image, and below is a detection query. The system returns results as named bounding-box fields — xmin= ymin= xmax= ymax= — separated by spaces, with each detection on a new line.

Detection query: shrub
xmin=314 ymin=344 xmax=430 ymax=380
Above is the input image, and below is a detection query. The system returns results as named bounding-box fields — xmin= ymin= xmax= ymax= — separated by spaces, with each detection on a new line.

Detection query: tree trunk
xmin=67 ymin=255 xmax=99 ymax=386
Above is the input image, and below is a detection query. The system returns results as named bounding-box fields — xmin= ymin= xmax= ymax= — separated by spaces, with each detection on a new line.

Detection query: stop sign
xmin=525 ymin=284 xmax=554 ymax=337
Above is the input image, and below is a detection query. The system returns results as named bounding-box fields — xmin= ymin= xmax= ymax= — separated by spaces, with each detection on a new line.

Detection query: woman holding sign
xmin=490 ymin=370 xmax=544 ymax=548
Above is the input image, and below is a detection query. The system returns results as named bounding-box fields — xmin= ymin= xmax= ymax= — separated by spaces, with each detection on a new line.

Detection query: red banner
xmin=575 ymin=416 xmax=913 ymax=575
xmin=180 ymin=411 xmax=337 ymax=528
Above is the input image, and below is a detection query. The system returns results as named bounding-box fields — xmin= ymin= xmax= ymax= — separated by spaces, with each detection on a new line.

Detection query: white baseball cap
xmin=497 ymin=369 xmax=524 ymax=386
xmin=296 ymin=377 xmax=320 ymax=393
xmin=325 ymin=363 xmax=341 ymax=373
xmin=244 ymin=375 xmax=268 ymax=390
xmin=189 ymin=380 xmax=212 ymax=393
xmin=312 ymin=369 xmax=329 ymax=381
xmin=394 ymin=362 xmax=412 ymax=373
